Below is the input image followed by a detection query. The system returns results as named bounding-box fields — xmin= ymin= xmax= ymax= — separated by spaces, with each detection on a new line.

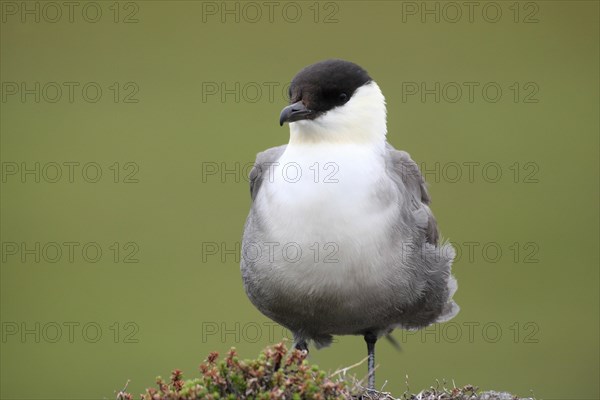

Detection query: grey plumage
xmin=241 ymin=142 xmax=458 ymax=348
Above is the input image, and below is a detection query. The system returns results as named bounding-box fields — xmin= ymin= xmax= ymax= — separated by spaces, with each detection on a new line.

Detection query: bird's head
xmin=279 ymin=59 xmax=387 ymax=144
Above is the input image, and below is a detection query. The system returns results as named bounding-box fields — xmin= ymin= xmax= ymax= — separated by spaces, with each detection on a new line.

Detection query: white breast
xmin=254 ymin=142 xmax=401 ymax=292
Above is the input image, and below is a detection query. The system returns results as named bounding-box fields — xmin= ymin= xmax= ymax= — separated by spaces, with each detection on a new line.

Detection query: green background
xmin=1 ymin=1 xmax=598 ymax=399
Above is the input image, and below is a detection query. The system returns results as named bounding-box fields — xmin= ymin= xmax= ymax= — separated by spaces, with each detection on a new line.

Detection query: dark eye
xmin=339 ymin=93 xmax=348 ymax=102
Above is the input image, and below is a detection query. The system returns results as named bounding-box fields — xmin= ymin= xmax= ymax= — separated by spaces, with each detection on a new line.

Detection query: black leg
xmin=364 ymin=332 xmax=377 ymax=390
xmin=294 ymin=340 xmax=308 ymax=353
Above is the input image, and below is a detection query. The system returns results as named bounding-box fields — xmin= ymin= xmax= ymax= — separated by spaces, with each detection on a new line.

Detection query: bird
xmin=240 ymin=59 xmax=458 ymax=390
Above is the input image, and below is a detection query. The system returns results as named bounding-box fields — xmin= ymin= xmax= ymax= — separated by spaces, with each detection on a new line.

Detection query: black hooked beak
xmin=279 ymin=101 xmax=313 ymax=126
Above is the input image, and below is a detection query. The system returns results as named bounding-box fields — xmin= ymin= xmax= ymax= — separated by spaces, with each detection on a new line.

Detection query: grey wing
xmin=385 ymin=142 xmax=439 ymax=245
xmin=249 ymin=144 xmax=287 ymax=201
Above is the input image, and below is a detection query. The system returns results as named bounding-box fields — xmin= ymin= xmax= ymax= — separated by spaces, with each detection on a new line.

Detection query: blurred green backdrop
xmin=1 ymin=1 xmax=598 ymax=399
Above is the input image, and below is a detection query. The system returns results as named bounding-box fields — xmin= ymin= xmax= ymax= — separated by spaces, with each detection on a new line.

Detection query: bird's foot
xmin=294 ymin=340 xmax=309 ymax=354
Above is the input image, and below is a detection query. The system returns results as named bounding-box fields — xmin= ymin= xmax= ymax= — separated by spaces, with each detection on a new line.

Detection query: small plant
xmin=118 ymin=342 xmax=347 ymax=400
xmin=116 ymin=343 xmax=531 ymax=400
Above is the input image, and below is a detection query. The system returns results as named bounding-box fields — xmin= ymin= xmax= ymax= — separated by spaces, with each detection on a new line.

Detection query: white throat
xmin=288 ymin=81 xmax=387 ymax=146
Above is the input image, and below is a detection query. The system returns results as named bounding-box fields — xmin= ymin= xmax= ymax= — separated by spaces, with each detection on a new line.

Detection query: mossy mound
xmin=116 ymin=343 xmax=532 ymax=400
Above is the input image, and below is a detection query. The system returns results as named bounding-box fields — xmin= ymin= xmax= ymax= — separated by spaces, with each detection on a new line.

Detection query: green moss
xmin=116 ymin=343 xmax=531 ymax=400
xmin=117 ymin=343 xmax=346 ymax=400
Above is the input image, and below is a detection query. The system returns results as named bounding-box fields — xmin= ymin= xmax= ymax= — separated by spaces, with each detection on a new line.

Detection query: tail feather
xmin=436 ymin=275 xmax=459 ymax=323
xmin=385 ymin=333 xmax=402 ymax=352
